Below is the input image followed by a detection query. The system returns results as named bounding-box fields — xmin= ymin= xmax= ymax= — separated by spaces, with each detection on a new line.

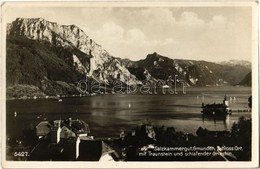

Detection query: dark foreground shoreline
xmin=6 ymin=116 xmax=251 ymax=161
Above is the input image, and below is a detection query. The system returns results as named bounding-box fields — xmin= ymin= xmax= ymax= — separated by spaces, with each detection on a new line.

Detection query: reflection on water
xmin=201 ymin=114 xmax=231 ymax=131
xmin=6 ymin=86 xmax=251 ymax=138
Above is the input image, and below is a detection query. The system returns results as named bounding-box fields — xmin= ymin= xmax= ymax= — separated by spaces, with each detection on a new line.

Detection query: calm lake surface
xmin=6 ymin=86 xmax=251 ymax=139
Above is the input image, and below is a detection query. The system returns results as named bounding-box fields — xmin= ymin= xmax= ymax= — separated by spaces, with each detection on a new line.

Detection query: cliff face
xmin=6 ymin=18 xmax=251 ymax=98
xmin=7 ymin=18 xmax=140 ymax=86
xmin=8 ymin=17 xmax=99 ymax=57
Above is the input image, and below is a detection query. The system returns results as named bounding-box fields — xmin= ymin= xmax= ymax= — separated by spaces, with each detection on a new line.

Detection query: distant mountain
xmin=6 ymin=18 xmax=252 ymax=98
xmin=220 ymin=60 xmax=251 ymax=69
xmin=123 ymin=52 xmax=251 ymax=87
xmin=238 ymin=72 xmax=251 ymax=86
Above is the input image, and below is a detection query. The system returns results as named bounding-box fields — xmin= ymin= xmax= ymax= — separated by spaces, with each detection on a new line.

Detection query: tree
xmin=248 ymin=96 xmax=252 ymax=108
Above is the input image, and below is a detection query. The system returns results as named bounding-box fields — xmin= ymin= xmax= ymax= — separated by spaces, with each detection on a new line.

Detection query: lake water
xmin=6 ymin=86 xmax=251 ymax=139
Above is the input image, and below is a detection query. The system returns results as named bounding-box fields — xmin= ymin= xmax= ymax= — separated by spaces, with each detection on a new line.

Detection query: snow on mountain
xmin=220 ymin=59 xmax=251 ymax=69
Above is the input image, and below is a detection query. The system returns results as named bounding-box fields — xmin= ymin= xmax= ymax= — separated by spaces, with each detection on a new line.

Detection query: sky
xmin=3 ymin=4 xmax=253 ymax=62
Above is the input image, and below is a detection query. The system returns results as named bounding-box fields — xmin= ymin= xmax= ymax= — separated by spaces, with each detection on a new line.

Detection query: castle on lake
xmin=201 ymin=96 xmax=231 ymax=116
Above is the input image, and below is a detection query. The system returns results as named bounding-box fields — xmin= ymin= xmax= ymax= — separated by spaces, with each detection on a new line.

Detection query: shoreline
xmin=5 ymin=116 xmax=252 ymax=161
xmin=6 ymin=85 xmax=251 ymax=101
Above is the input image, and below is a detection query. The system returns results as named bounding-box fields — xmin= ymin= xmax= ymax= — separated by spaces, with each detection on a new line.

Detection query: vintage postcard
xmin=1 ymin=1 xmax=259 ymax=168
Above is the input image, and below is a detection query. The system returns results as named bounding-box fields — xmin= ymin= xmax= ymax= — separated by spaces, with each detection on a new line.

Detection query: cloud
xmin=208 ymin=15 xmax=228 ymax=29
xmin=126 ymin=28 xmax=145 ymax=42
xmin=178 ymin=12 xmax=205 ymax=28
xmin=91 ymin=22 xmax=124 ymax=42
xmin=87 ymin=21 xmax=177 ymax=60
xmin=140 ymin=8 xmax=176 ymax=26
xmin=101 ymin=8 xmax=248 ymax=61
xmin=5 ymin=6 xmax=251 ymax=62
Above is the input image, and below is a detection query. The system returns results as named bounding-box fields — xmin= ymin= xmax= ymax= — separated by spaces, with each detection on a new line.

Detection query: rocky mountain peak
xmin=7 ymin=17 xmax=141 ymax=87
xmin=8 ymin=17 xmax=90 ymax=52
xmin=6 ymin=18 xmax=251 ymax=98
xmin=146 ymin=52 xmax=160 ymax=59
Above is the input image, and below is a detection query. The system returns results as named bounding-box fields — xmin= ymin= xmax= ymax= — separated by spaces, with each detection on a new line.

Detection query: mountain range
xmin=6 ymin=18 xmax=251 ymax=98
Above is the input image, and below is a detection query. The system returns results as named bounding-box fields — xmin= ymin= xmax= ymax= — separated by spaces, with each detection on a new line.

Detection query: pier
xmin=229 ymin=108 xmax=251 ymax=113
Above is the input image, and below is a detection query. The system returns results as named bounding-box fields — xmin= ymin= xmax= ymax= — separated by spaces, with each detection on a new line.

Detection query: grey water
xmin=6 ymin=86 xmax=251 ymax=139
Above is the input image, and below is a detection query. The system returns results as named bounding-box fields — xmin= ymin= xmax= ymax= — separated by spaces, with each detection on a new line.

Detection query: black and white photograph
xmin=1 ymin=1 xmax=258 ymax=168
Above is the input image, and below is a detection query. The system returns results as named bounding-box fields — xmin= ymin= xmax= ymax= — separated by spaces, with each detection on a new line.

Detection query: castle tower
xmin=223 ymin=95 xmax=229 ymax=107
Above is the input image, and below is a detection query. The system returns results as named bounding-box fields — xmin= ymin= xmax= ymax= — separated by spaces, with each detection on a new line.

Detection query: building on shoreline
xmin=201 ymin=96 xmax=231 ymax=116
xmin=30 ymin=118 xmax=118 ymax=161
